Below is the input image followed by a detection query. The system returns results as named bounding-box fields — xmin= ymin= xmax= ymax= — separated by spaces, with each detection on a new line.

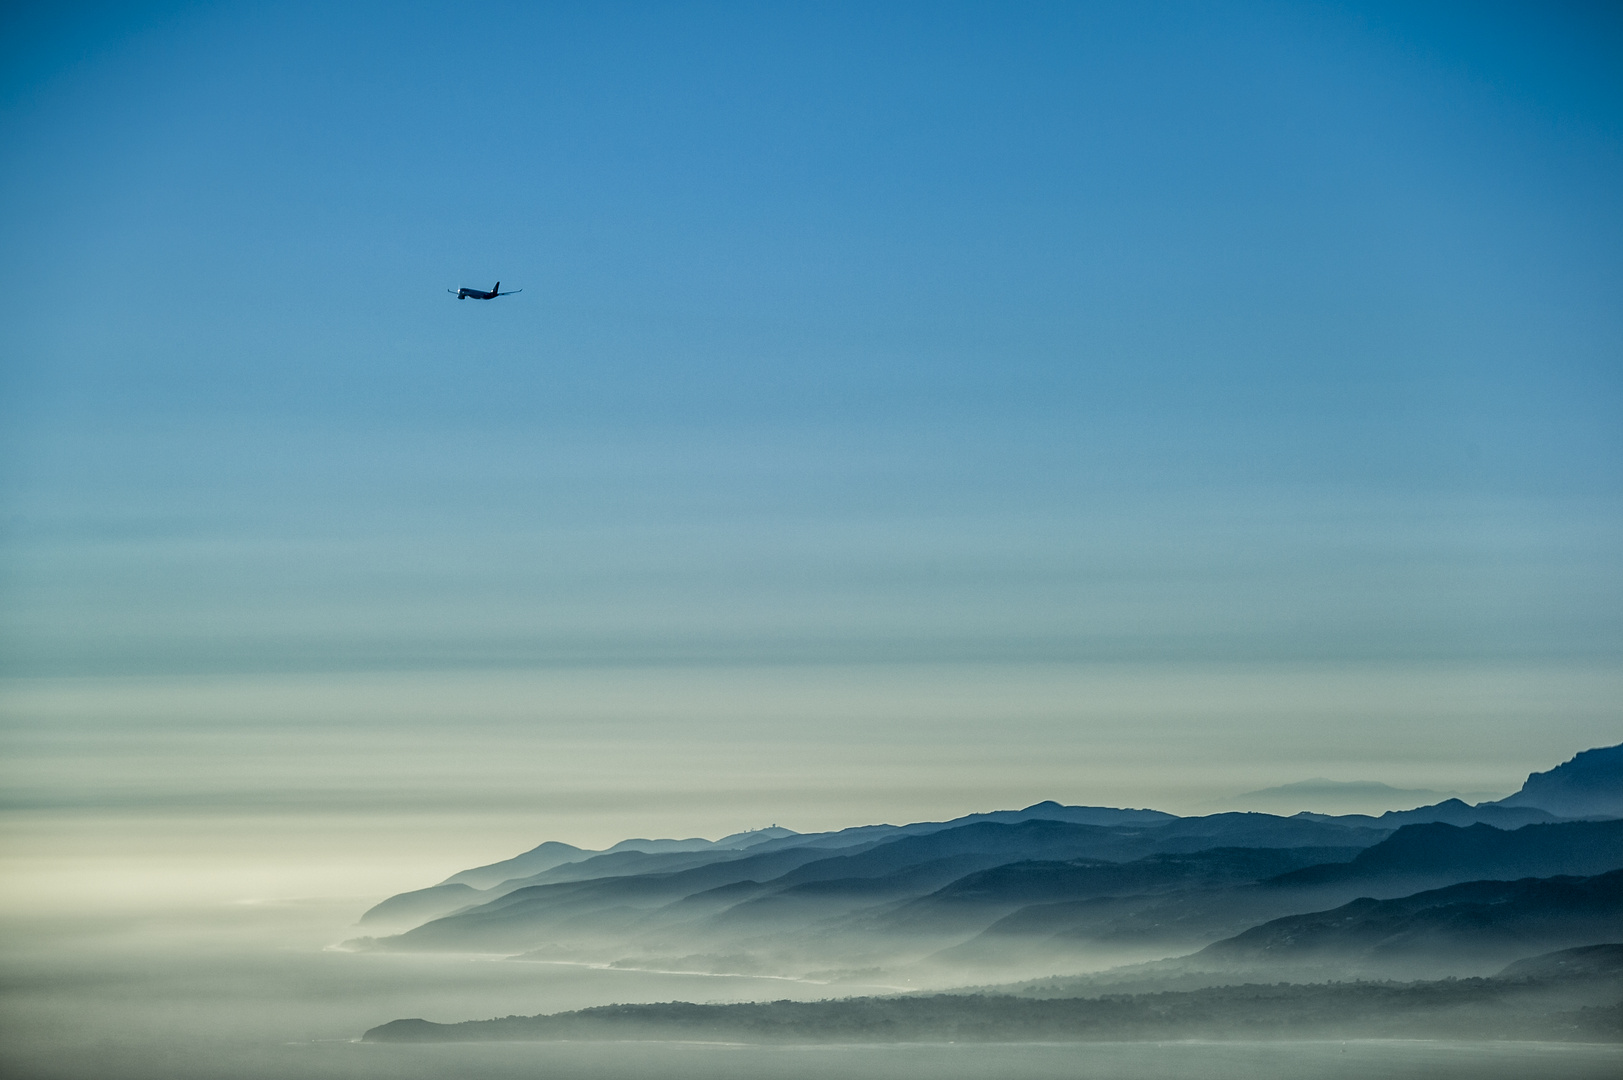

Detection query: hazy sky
xmin=1 ymin=2 xmax=1621 ymax=888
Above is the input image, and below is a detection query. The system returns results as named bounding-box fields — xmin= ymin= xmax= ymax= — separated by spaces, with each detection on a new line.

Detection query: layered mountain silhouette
xmin=441 ymin=828 xmax=797 ymax=890
xmin=1266 ymin=819 xmax=1623 ymax=892
xmin=1293 ymin=799 xmax=1558 ymax=830
xmin=1199 ymin=869 xmax=1623 ymax=977
xmin=930 ymin=818 xmax=1623 ymax=972
xmin=355 ymin=742 xmax=1622 ymax=983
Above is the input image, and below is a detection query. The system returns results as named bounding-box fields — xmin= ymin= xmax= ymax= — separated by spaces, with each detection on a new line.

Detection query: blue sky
xmin=0 ymin=3 xmax=1620 ymax=840
xmin=5 ymin=2 xmax=1620 ymax=440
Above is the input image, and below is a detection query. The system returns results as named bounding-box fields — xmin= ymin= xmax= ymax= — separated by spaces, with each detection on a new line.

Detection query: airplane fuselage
xmin=449 ymin=281 xmax=519 ymax=300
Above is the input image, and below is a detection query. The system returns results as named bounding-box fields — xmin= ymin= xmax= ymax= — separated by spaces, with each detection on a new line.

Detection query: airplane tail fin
xmin=493 ymin=282 xmax=500 ymax=294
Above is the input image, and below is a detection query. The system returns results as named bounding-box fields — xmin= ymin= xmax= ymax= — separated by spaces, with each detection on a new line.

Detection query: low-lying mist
xmin=0 ymin=897 xmax=899 ymax=1080
xmin=4 ymin=898 xmax=1621 ymax=1080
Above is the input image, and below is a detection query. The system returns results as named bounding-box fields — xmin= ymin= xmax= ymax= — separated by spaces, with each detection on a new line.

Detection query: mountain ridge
xmin=1497 ymin=743 xmax=1623 ymax=818
xmin=355 ymin=741 xmax=1623 ymax=981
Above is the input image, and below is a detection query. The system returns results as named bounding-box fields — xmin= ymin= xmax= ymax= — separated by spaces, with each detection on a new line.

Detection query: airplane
xmin=448 ymin=281 xmax=522 ymax=300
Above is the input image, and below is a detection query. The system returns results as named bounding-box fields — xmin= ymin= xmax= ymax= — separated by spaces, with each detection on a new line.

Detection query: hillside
xmin=931 ymin=818 xmax=1623 ymax=974
xmin=1200 ymin=869 xmax=1623 ymax=977
xmin=1499 ymin=744 xmax=1623 ymax=819
xmin=1267 ymin=819 xmax=1623 ymax=891
xmin=362 ymin=942 xmax=1623 ymax=1044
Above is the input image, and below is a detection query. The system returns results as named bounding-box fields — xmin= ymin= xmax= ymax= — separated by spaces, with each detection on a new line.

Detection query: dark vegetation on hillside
xmin=1204 ymin=869 xmax=1623 ymax=972
xmin=365 ymin=944 xmax=1623 ymax=1044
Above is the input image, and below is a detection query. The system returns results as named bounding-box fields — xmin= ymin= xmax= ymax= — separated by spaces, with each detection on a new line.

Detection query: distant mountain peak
xmin=716 ymin=826 xmax=799 ymax=847
xmin=1496 ymin=743 xmax=1623 ymax=819
xmin=1228 ymin=779 xmax=1500 ymax=816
